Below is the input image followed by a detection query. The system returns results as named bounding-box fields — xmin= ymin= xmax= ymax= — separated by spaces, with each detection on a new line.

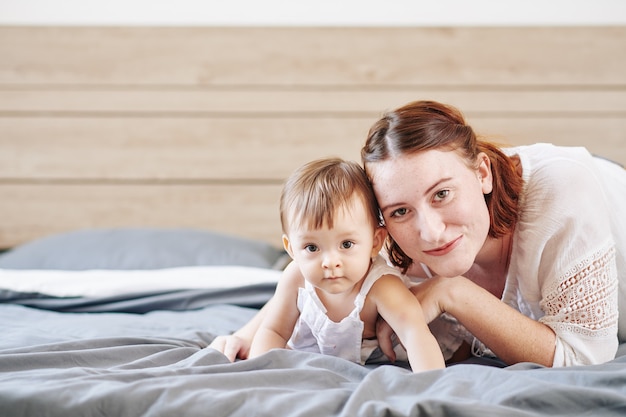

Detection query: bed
xmin=0 ymin=228 xmax=625 ymax=417
xmin=1 ymin=26 xmax=626 ymax=416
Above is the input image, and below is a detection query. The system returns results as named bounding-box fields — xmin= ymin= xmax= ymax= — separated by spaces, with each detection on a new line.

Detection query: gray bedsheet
xmin=1 ymin=303 xmax=626 ymax=416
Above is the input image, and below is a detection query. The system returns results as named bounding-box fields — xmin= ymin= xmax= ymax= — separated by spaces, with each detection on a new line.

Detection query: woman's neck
xmin=466 ymin=232 xmax=513 ymax=298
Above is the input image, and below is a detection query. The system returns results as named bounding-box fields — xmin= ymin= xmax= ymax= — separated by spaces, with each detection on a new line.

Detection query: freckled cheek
xmin=386 ymin=223 xmax=421 ymax=253
xmin=458 ymin=197 xmax=490 ymax=229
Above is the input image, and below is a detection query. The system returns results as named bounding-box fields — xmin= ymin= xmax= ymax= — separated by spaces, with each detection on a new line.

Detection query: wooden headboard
xmin=1 ymin=26 xmax=625 ymax=249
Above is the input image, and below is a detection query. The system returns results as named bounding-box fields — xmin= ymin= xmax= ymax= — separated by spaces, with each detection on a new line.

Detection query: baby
xmin=248 ymin=158 xmax=444 ymax=372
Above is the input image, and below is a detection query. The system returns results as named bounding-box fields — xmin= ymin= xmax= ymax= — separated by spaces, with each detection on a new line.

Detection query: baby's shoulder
xmin=278 ymin=261 xmax=306 ymax=289
xmin=368 ymin=273 xmax=411 ymax=297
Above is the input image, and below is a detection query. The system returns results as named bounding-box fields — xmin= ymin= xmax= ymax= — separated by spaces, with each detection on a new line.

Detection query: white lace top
xmin=427 ymin=144 xmax=625 ymax=367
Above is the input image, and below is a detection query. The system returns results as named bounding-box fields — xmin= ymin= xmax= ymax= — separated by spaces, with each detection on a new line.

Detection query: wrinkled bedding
xmin=1 ymin=272 xmax=626 ymax=416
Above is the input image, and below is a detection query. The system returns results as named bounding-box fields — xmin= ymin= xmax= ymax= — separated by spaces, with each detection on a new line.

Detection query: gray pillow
xmin=0 ymin=228 xmax=287 ymax=270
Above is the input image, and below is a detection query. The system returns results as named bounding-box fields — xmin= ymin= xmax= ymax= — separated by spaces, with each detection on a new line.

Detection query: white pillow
xmin=0 ymin=265 xmax=282 ymax=298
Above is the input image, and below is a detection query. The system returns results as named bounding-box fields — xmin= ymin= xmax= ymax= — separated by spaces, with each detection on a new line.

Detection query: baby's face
xmin=284 ymin=197 xmax=384 ymax=295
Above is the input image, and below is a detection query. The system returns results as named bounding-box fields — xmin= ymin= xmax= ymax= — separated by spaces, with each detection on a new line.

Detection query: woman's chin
xmin=427 ymin=260 xmax=472 ymax=278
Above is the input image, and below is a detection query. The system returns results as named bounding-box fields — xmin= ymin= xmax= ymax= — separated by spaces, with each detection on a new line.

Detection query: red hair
xmin=361 ymin=100 xmax=524 ymax=272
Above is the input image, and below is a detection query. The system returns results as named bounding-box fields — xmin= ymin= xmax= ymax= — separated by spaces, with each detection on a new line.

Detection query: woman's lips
xmin=423 ymin=236 xmax=462 ymax=256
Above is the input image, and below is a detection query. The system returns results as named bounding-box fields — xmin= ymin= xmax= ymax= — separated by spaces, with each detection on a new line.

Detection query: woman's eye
xmin=304 ymin=244 xmax=318 ymax=253
xmin=434 ymin=190 xmax=449 ymax=201
xmin=341 ymin=241 xmax=354 ymax=249
xmin=390 ymin=208 xmax=408 ymax=218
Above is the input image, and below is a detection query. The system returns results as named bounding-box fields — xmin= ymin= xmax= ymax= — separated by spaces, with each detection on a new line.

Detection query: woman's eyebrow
xmin=379 ymin=177 xmax=453 ymax=213
xmin=424 ymin=177 xmax=453 ymax=196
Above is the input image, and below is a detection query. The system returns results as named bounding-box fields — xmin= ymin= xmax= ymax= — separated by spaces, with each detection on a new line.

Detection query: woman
xmin=211 ymin=100 xmax=626 ymax=367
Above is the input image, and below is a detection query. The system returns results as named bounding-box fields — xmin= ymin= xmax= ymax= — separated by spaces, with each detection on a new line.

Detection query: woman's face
xmin=367 ymin=149 xmax=493 ymax=278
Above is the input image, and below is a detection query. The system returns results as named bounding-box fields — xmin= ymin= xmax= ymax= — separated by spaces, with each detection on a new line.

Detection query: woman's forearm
xmin=443 ymin=277 xmax=556 ymax=366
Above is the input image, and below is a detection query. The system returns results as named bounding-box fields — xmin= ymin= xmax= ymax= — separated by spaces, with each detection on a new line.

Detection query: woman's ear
xmin=282 ymin=234 xmax=295 ymax=259
xmin=477 ymin=152 xmax=493 ymax=195
xmin=371 ymin=226 xmax=387 ymax=257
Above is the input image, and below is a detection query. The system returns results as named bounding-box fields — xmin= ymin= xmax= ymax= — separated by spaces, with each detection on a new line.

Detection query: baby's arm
xmin=209 ymin=303 xmax=268 ymax=361
xmin=370 ymin=275 xmax=445 ymax=372
xmin=248 ymin=262 xmax=302 ymax=358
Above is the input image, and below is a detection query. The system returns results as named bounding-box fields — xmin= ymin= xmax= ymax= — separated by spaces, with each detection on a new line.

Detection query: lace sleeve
xmin=539 ymin=244 xmax=619 ymax=366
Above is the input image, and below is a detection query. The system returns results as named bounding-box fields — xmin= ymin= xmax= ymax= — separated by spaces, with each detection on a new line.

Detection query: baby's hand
xmin=208 ymin=335 xmax=250 ymax=362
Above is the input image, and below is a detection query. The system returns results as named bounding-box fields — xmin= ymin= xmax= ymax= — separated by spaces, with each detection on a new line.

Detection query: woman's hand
xmin=413 ymin=274 xmax=557 ymax=366
xmin=209 ymin=334 xmax=251 ymax=362
xmin=408 ymin=276 xmax=453 ymax=323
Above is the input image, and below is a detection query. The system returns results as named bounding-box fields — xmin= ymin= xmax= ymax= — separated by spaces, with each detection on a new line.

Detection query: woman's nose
xmin=416 ymin=211 xmax=445 ymax=243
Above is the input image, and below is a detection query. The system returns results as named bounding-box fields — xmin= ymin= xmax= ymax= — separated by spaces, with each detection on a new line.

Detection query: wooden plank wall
xmin=0 ymin=26 xmax=625 ymax=249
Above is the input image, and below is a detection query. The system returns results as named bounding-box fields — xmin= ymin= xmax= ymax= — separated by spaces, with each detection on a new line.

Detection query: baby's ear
xmin=282 ymin=234 xmax=295 ymax=259
xmin=371 ymin=226 xmax=387 ymax=257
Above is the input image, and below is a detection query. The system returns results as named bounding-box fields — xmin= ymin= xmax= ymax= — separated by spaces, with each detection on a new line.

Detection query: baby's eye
xmin=304 ymin=244 xmax=318 ymax=253
xmin=341 ymin=241 xmax=354 ymax=249
xmin=390 ymin=208 xmax=408 ymax=218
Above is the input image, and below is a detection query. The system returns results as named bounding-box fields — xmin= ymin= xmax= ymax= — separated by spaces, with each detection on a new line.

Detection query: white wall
xmin=1 ymin=0 xmax=625 ymax=26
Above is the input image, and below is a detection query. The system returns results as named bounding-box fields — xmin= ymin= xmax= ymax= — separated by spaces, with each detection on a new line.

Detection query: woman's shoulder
xmin=506 ymin=143 xmax=611 ymax=204
xmin=508 ymin=143 xmax=615 ymax=257
xmin=507 ymin=144 xmax=620 ymax=276
xmin=505 ymin=143 xmax=595 ymax=178
xmin=509 ymin=144 xmax=624 ymax=209
xmin=506 ymin=143 xmax=623 ymax=181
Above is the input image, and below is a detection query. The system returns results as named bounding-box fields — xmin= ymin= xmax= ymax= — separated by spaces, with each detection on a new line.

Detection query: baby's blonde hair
xmin=280 ymin=158 xmax=381 ymax=234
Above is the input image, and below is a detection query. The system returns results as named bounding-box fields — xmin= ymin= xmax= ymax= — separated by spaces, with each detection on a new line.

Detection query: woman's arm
xmin=413 ymin=275 xmax=557 ymax=367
